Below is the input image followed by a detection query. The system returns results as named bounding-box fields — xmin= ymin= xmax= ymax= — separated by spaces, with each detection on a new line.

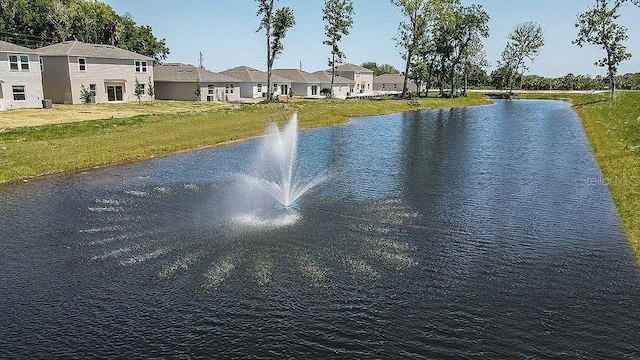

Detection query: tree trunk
xmin=330 ymin=53 xmax=336 ymax=98
xmin=402 ymin=49 xmax=412 ymax=99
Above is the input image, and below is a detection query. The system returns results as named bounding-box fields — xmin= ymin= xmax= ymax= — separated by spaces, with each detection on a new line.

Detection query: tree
xmin=256 ymin=0 xmax=295 ymax=102
xmin=573 ymin=0 xmax=632 ymax=98
xmin=323 ymin=0 xmax=355 ymax=97
xmin=498 ymin=22 xmax=545 ymax=93
xmin=134 ymin=78 xmax=144 ymax=106
xmin=147 ymin=76 xmax=155 ymax=103
xmin=392 ymin=0 xmax=433 ymax=98
xmin=361 ymin=62 xmax=400 ymax=76
xmin=407 ymin=61 xmax=429 ymax=97
xmin=194 ymin=79 xmax=201 ymax=102
xmin=0 ymin=0 xmax=169 ymax=62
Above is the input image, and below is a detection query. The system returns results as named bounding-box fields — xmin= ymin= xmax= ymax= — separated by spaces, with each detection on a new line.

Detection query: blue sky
xmin=103 ymin=0 xmax=639 ymax=78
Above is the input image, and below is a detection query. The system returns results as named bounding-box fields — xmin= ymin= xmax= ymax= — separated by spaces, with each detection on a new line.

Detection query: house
xmin=0 ymin=40 xmax=44 ymax=110
xmin=153 ymin=63 xmax=241 ymax=102
xmin=312 ymin=70 xmax=356 ymax=99
xmin=219 ymin=66 xmax=291 ymax=99
xmin=330 ymin=63 xmax=374 ymax=96
xmin=373 ymin=74 xmax=420 ymax=94
xmin=272 ymin=69 xmax=322 ymax=98
xmin=37 ymin=40 xmax=154 ymax=104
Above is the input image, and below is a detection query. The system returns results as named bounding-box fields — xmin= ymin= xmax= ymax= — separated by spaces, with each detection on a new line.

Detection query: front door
xmin=107 ymin=85 xmax=124 ymax=102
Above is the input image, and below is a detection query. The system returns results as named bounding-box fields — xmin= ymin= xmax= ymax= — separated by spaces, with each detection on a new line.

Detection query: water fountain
xmin=241 ymin=113 xmax=325 ymax=208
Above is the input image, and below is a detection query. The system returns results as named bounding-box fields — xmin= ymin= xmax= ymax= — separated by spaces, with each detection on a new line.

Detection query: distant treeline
xmin=466 ymin=69 xmax=640 ymax=91
xmin=0 ymin=0 xmax=169 ymax=63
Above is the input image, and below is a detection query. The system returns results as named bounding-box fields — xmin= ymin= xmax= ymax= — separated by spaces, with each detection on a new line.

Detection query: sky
xmin=102 ymin=0 xmax=640 ymax=78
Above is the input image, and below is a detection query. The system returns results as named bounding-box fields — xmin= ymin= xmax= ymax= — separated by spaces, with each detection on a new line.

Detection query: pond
xmin=1 ymin=100 xmax=639 ymax=358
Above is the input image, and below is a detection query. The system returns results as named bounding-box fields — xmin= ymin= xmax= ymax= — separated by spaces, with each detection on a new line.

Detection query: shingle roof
xmin=154 ymin=63 xmax=240 ymax=83
xmin=37 ymin=40 xmax=152 ymax=60
xmin=272 ymin=69 xmax=320 ymax=84
xmin=220 ymin=66 xmax=291 ymax=83
xmin=0 ymin=40 xmax=41 ymax=54
xmin=374 ymin=74 xmax=406 ymax=85
xmin=332 ymin=63 xmax=374 ymax=73
xmin=312 ymin=70 xmax=356 ymax=84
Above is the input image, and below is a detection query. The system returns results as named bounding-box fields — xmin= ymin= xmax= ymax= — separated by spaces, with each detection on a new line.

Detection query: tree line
xmin=0 ymin=0 xmax=169 ymax=63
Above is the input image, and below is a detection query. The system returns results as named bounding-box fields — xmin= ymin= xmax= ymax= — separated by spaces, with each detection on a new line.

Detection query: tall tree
xmin=392 ymin=0 xmax=433 ymax=98
xmin=573 ymin=0 xmax=632 ymax=98
xmin=323 ymin=0 xmax=355 ymax=97
xmin=256 ymin=0 xmax=295 ymax=102
xmin=498 ymin=22 xmax=545 ymax=93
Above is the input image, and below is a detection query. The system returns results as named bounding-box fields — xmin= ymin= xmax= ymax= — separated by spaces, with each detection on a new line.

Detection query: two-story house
xmin=38 ymin=40 xmax=154 ymax=104
xmin=0 ymin=40 xmax=44 ymax=110
xmin=331 ymin=63 xmax=374 ymax=96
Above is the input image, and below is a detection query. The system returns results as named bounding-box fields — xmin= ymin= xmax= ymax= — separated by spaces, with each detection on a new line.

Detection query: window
xmin=89 ymin=84 xmax=97 ymax=97
xmin=78 ymin=58 xmax=87 ymax=71
xmin=230 ymin=84 xmax=234 ymax=94
xmin=135 ymin=60 xmax=148 ymax=73
xmin=12 ymin=85 xmax=26 ymax=101
xmin=257 ymin=83 xmax=262 ymax=93
xmin=225 ymin=84 xmax=229 ymax=94
xmin=311 ymin=86 xmax=318 ymax=96
xmin=273 ymin=83 xmax=278 ymax=90
xmin=40 ymin=58 xmax=44 ymax=72
xmin=21 ymin=56 xmax=29 ymax=70
xmin=9 ymin=55 xmax=29 ymax=71
xmin=136 ymin=83 xmax=145 ymax=95
xmin=107 ymin=85 xmax=124 ymax=101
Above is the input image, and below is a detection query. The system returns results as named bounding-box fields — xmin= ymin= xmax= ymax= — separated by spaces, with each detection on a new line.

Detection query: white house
xmin=0 ymin=40 xmax=44 ymax=110
xmin=331 ymin=63 xmax=374 ymax=96
xmin=220 ymin=66 xmax=291 ymax=99
xmin=312 ymin=70 xmax=356 ymax=99
xmin=154 ymin=63 xmax=241 ymax=102
xmin=272 ymin=69 xmax=322 ymax=98
xmin=38 ymin=40 xmax=154 ymax=104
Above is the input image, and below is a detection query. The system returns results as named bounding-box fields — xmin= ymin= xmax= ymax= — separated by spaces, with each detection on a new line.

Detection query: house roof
xmin=312 ymin=70 xmax=356 ymax=85
xmin=37 ymin=40 xmax=152 ymax=60
xmin=373 ymin=74 xmax=407 ymax=85
xmin=332 ymin=63 xmax=374 ymax=73
xmin=0 ymin=40 xmax=41 ymax=54
xmin=220 ymin=66 xmax=291 ymax=83
xmin=154 ymin=63 xmax=240 ymax=83
xmin=272 ymin=69 xmax=320 ymax=84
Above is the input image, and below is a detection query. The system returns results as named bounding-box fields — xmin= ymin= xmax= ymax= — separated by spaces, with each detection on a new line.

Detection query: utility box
xmin=42 ymin=99 xmax=53 ymax=109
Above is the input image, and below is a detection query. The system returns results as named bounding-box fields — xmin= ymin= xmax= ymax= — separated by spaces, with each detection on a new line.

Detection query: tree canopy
xmin=361 ymin=62 xmax=400 ymax=76
xmin=573 ymin=0 xmax=632 ymax=97
xmin=0 ymin=0 xmax=169 ymax=63
xmin=323 ymin=0 xmax=355 ymax=97
xmin=498 ymin=22 xmax=545 ymax=93
xmin=256 ymin=0 xmax=296 ymax=102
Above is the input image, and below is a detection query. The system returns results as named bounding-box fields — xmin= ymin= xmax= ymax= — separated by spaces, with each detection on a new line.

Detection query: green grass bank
xmin=0 ymin=94 xmax=489 ymax=184
xmin=520 ymin=91 xmax=640 ymax=260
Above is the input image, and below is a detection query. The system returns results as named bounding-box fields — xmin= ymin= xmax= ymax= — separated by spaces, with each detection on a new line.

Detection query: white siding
xmin=0 ymin=53 xmax=44 ymax=109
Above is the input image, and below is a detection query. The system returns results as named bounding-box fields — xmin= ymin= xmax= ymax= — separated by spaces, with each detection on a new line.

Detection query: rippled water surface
xmin=2 ymin=100 xmax=640 ymax=358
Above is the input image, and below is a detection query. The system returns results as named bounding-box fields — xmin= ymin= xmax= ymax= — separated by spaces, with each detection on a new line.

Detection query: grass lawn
xmin=519 ymin=91 xmax=640 ymax=260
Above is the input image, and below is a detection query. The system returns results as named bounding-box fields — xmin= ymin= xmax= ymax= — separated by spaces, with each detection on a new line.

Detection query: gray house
xmin=0 ymin=40 xmax=44 ymax=110
xmin=154 ymin=63 xmax=241 ymax=102
xmin=373 ymin=74 xmax=419 ymax=94
xmin=38 ymin=40 xmax=154 ymax=104
xmin=220 ymin=66 xmax=291 ymax=99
